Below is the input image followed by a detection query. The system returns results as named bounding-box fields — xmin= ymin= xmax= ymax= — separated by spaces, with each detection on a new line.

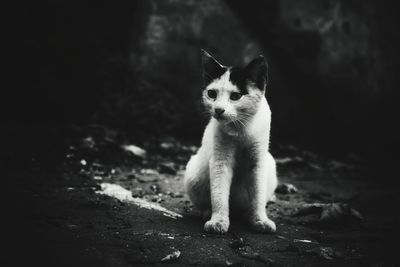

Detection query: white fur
xmin=184 ymin=70 xmax=278 ymax=234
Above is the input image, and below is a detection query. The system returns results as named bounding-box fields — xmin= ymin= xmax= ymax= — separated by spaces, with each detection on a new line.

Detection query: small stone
xmin=161 ymin=249 xmax=181 ymax=262
xmin=152 ymin=196 xmax=162 ymax=203
xmin=150 ymin=184 xmax=160 ymax=194
xmin=305 ymin=247 xmax=343 ymax=260
xmin=137 ymin=175 xmax=159 ymax=183
xmin=67 ymin=224 xmax=79 ymax=230
xmin=293 ymin=203 xmax=363 ymax=227
xmin=123 ymin=144 xmax=146 ymax=158
xmin=170 ymin=192 xmax=184 ymax=198
xmin=275 ymin=183 xmax=298 ymax=194
xmin=131 ymin=187 xmax=144 ymax=198
xmin=159 ymin=162 xmax=177 ymax=175
xmin=160 ymin=142 xmax=175 ymax=150
xmin=229 ymin=238 xmax=246 ymax=249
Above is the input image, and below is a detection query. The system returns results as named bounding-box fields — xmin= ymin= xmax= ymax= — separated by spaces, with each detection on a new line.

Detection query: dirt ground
xmin=5 ymin=126 xmax=399 ymax=266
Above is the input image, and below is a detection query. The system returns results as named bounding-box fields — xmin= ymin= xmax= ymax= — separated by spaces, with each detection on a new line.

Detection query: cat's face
xmin=201 ymin=50 xmax=268 ymax=125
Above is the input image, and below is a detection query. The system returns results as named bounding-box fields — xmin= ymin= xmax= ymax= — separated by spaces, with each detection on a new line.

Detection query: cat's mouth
xmin=213 ymin=113 xmax=230 ymax=121
xmin=213 ymin=114 xmax=238 ymax=125
xmin=212 ymin=113 xmax=224 ymax=120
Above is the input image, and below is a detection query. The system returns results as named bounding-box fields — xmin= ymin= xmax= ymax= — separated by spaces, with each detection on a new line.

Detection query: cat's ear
xmin=245 ymin=55 xmax=268 ymax=91
xmin=201 ymin=49 xmax=226 ymax=86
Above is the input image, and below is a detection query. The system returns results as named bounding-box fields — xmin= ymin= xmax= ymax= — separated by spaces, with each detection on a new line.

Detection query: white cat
xmin=184 ymin=50 xmax=278 ymax=234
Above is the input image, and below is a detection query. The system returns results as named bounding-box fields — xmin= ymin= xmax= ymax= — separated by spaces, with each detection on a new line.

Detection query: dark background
xmin=12 ymin=0 xmax=400 ymax=159
xmin=4 ymin=1 xmax=400 ymax=265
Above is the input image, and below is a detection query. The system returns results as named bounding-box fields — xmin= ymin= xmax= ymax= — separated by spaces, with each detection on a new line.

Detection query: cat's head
xmin=201 ymin=50 xmax=268 ymax=125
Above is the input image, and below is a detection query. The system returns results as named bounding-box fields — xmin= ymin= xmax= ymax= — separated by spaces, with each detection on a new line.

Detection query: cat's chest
xmin=233 ymin=145 xmax=258 ymax=174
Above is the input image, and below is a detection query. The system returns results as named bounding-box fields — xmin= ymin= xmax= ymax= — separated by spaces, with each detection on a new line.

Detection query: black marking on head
xmin=229 ymin=67 xmax=249 ymax=95
xmin=201 ymin=49 xmax=227 ymax=88
xmin=229 ymin=55 xmax=268 ymax=92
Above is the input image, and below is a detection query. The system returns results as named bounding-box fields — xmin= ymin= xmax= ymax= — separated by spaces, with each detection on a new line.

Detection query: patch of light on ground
xmin=96 ymin=183 xmax=182 ymax=219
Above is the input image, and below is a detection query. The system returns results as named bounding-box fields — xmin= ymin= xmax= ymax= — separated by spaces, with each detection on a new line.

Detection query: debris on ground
xmin=15 ymin=126 xmax=397 ymax=266
xmin=275 ymin=156 xmax=321 ymax=170
xmin=276 ymin=183 xmax=298 ymax=194
xmin=158 ymin=162 xmax=177 ymax=175
xmin=305 ymin=246 xmax=344 ymax=260
xmin=123 ymin=144 xmax=147 ymax=158
xmin=293 ymin=239 xmax=317 ymax=244
xmin=140 ymin=169 xmax=158 ymax=175
xmin=161 ymin=249 xmax=181 ymax=262
xmin=169 ymin=192 xmax=184 ymax=198
xmin=96 ymin=183 xmax=182 ymax=219
xmin=229 ymin=238 xmax=274 ymax=265
xmin=137 ymin=175 xmax=159 ymax=183
xmin=293 ymin=203 xmax=363 ymax=227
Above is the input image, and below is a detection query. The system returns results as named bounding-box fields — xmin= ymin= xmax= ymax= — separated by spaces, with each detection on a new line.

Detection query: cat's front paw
xmin=250 ymin=218 xmax=276 ymax=233
xmin=204 ymin=218 xmax=229 ymax=234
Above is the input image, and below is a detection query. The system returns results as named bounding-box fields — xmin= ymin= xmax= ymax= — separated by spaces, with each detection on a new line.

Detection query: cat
xmin=184 ymin=50 xmax=278 ymax=234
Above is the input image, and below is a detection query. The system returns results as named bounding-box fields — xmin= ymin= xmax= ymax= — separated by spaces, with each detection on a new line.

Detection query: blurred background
xmin=13 ymin=0 xmax=400 ymax=160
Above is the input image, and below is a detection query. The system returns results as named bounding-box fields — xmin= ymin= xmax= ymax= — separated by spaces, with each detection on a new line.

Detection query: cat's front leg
xmin=249 ymin=152 xmax=277 ymax=233
xmin=204 ymin=147 xmax=235 ymax=234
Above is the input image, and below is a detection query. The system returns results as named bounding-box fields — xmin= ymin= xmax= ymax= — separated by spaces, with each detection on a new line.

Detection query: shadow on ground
xmin=4 ymin=125 xmax=398 ymax=266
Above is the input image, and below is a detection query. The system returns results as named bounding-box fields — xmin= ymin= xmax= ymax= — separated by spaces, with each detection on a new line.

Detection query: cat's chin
xmin=212 ymin=115 xmax=228 ymax=122
xmin=213 ymin=117 xmax=234 ymax=125
xmin=217 ymin=120 xmax=246 ymax=137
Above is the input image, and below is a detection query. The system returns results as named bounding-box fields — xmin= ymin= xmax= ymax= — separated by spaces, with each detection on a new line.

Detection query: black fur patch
xmin=229 ymin=67 xmax=250 ymax=95
xmin=229 ymin=56 xmax=268 ymax=93
xmin=201 ymin=50 xmax=228 ymax=87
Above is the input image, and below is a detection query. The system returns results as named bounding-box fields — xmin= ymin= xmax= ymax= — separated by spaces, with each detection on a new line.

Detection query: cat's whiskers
xmin=199 ymin=107 xmax=212 ymax=119
xmin=239 ymin=114 xmax=253 ymax=125
xmin=231 ymin=119 xmax=240 ymax=130
xmin=236 ymin=118 xmax=249 ymax=132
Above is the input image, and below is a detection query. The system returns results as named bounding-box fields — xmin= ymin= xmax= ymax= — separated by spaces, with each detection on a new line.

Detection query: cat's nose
xmin=214 ymin=108 xmax=225 ymax=115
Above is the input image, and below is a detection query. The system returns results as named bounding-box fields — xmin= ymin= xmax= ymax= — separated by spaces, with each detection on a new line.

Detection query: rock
xmin=151 ymin=196 xmax=163 ymax=203
xmin=293 ymin=239 xmax=316 ymax=244
xmin=160 ymin=142 xmax=175 ymax=150
xmin=122 ymin=144 xmax=146 ymax=158
xmin=276 ymin=183 xmax=298 ymax=194
xmin=293 ymin=204 xmax=325 ymax=217
xmin=158 ymin=162 xmax=177 ymax=175
xmin=169 ymin=192 xmax=184 ymax=198
xmin=150 ymin=184 xmax=160 ymax=194
xmin=140 ymin=169 xmax=158 ymax=175
xmin=293 ymin=203 xmax=363 ymax=227
xmin=319 ymin=203 xmax=363 ymax=225
xmin=229 ymin=238 xmax=247 ymax=250
xmin=137 ymin=175 xmax=159 ymax=183
xmin=161 ymin=249 xmax=181 ymax=262
xmin=126 ymin=173 xmax=136 ymax=180
xmin=305 ymin=247 xmax=344 ymax=260
xmin=82 ymin=136 xmax=96 ymax=149
xmin=131 ymin=187 xmax=144 ymax=198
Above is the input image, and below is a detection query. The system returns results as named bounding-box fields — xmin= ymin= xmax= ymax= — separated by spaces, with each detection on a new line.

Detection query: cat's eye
xmin=207 ymin=89 xmax=217 ymax=99
xmin=230 ymin=92 xmax=242 ymax=101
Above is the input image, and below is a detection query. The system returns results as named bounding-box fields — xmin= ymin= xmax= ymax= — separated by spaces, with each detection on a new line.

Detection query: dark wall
xmin=16 ymin=0 xmax=400 ymax=157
